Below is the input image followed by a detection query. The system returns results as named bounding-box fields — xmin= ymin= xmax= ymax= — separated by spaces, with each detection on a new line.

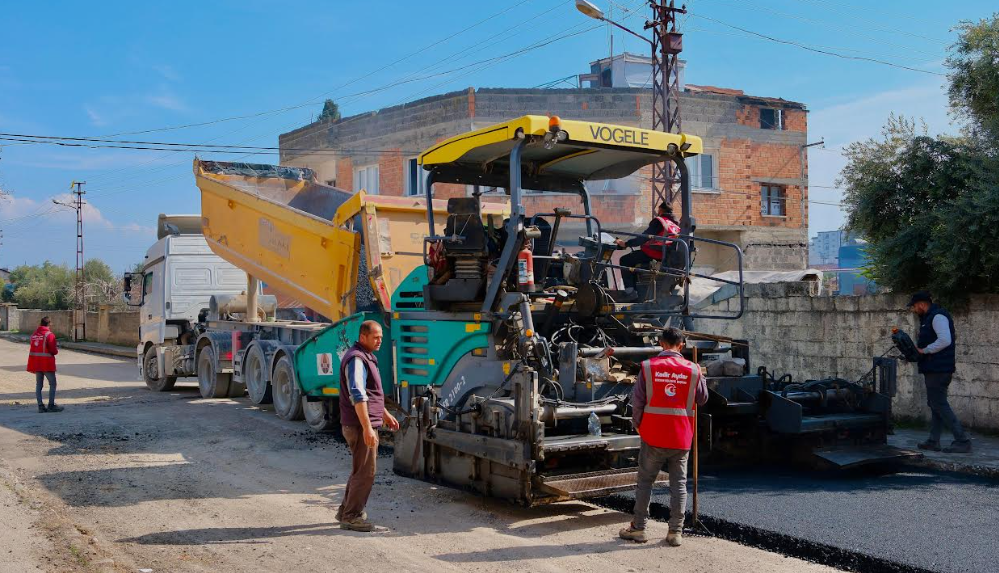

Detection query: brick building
xmin=279 ymin=79 xmax=809 ymax=272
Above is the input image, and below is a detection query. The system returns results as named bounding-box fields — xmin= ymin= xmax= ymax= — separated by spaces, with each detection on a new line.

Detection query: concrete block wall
xmin=12 ymin=307 xmax=139 ymax=347
xmin=18 ymin=310 xmax=74 ymax=338
xmin=698 ymin=285 xmax=999 ymax=430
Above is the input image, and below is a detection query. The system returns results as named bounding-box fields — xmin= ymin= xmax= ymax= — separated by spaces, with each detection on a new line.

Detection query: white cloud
xmin=49 ymin=192 xmax=114 ymax=229
xmin=119 ymin=222 xmax=156 ymax=235
xmin=146 ymin=92 xmax=188 ymax=112
xmin=154 ymin=64 xmax=182 ymax=82
xmin=0 ymin=193 xmax=43 ymax=221
xmin=84 ymin=104 xmax=107 ymax=127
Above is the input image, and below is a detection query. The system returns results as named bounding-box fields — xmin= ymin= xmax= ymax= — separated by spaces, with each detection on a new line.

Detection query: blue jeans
xmin=924 ymin=373 xmax=967 ymax=443
xmin=35 ymin=371 xmax=57 ymax=407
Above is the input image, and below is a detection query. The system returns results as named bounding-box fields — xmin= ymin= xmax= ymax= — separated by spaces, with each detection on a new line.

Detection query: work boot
xmin=943 ymin=440 xmax=972 ymax=454
xmin=618 ymin=524 xmax=648 ymax=543
xmin=340 ymin=517 xmax=374 ymax=532
xmin=665 ymin=530 xmax=683 ymax=547
xmin=917 ymin=439 xmax=941 ymax=452
xmin=335 ymin=507 xmax=366 ymax=522
xmin=47 ymin=404 xmax=64 ymax=413
xmin=37 ymin=404 xmax=47 ymax=413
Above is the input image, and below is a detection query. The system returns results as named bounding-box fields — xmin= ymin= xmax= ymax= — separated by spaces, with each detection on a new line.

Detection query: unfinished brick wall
xmin=280 ymin=87 xmax=810 ymax=270
xmin=699 ymin=284 xmax=999 ymax=431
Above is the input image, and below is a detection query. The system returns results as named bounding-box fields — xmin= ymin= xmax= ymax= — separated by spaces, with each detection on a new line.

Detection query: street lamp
xmin=575 ymin=0 xmax=652 ymax=45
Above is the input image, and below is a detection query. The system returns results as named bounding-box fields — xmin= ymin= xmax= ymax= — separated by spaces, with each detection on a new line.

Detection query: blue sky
xmin=0 ymin=0 xmax=993 ymax=271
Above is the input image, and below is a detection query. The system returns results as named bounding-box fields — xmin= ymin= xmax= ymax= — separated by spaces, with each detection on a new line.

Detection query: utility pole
xmin=646 ymin=1 xmax=686 ymax=213
xmin=53 ymin=181 xmax=86 ymax=341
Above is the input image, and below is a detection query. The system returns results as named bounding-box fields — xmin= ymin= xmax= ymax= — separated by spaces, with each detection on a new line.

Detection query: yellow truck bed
xmin=194 ymin=160 xmax=507 ymax=321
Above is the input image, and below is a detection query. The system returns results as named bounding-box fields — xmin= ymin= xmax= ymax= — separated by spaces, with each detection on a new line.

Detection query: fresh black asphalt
xmin=608 ymin=465 xmax=998 ymax=573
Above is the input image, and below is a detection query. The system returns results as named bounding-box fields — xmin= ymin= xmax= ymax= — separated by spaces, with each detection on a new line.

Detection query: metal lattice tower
xmin=646 ymin=1 xmax=685 ymax=212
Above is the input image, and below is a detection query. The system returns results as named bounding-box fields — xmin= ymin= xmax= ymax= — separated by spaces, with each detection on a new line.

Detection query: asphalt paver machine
xmin=391 ymin=115 xmax=745 ymax=505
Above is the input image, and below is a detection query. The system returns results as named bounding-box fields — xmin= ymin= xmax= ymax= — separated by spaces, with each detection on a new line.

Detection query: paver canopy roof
xmin=419 ymin=115 xmax=702 ymax=192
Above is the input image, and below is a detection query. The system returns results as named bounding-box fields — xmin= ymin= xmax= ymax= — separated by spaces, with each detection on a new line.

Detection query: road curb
xmin=901 ymin=457 xmax=999 ymax=480
xmin=0 ymin=332 xmax=134 ymax=359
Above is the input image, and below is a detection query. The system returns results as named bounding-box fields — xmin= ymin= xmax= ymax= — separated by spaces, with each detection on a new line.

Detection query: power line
xmin=701 ymin=0 xmax=945 ymax=56
xmin=60 ymin=1 xmax=553 ymax=196
xmin=688 ymin=13 xmax=946 ymax=76
xmin=0 ymin=135 xmax=419 ymax=156
xmin=86 ymin=0 xmax=540 ymax=139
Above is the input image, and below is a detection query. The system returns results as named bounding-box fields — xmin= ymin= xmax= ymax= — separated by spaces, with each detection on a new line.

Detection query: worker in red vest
xmin=615 ymin=202 xmax=682 ymax=291
xmin=26 ymin=316 xmax=63 ymax=413
xmin=620 ymin=326 xmax=707 ymax=546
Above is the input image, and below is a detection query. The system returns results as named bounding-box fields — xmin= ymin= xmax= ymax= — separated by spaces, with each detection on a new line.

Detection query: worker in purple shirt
xmin=621 ymin=327 xmax=708 ymax=546
xmin=336 ymin=320 xmax=399 ymax=532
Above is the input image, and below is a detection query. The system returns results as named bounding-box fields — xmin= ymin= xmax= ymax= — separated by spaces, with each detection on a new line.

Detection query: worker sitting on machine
xmin=615 ymin=202 xmax=681 ymax=292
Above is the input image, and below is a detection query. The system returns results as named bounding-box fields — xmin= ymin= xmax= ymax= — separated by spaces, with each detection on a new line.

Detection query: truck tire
xmin=244 ymin=345 xmax=273 ymax=405
xmin=197 ymin=346 xmax=232 ymax=399
xmin=271 ymin=355 xmax=304 ymax=421
xmin=303 ymin=397 xmax=339 ymax=433
xmin=143 ymin=347 xmax=177 ymax=392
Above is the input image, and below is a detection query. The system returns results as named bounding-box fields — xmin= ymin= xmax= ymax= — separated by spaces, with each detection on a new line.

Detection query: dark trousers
xmin=340 ymin=424 xmax=377 ymax=521
xmin=620 ymin=250 xmax=655 ymax=290
xmin=35 ymin=371 xmax=57 ymax=407
xmin=924 ymin=373 xmax=968 ymax=443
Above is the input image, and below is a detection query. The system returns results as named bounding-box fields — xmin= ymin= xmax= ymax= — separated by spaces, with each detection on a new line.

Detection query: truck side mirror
xmin=123 ymin=273 xmax=142 ymax=307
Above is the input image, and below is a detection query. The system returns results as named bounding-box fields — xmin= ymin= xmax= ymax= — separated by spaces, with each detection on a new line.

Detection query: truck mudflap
xmin=813 ymin=445 xmax=922 ymax=469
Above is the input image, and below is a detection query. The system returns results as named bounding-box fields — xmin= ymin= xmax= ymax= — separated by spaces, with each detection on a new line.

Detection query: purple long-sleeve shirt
xmin=632 ymin=350 xmax=709 ymax=428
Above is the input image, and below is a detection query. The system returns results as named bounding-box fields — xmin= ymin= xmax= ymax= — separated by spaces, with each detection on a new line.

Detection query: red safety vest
xmin=26 ymin=326 xmax=57 ymax=373
xmin=638 ymin=352 xmax=700 ymax=450
xmin=640 ymin=216 xmax=682 ymax=260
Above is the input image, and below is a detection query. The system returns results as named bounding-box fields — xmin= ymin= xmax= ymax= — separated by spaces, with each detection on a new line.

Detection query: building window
xmin=688 ymin=153 xmax=715 ymax=190
xmin=760 ymin=108 xmax=783 ymax=130
xmin=404 ymin=158 xmax=422 ymax=196
xmin=761 ymin=184 xmax=786 ymax=216
xmin=353 ymin=165 xmax=379 ymax=195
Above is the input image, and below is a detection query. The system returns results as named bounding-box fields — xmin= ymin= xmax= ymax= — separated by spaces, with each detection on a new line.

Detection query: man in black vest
xmin=337 ymin=320 xmax=399 ymax=531
xmin=908 ymin=291 xmax=971 ymax=453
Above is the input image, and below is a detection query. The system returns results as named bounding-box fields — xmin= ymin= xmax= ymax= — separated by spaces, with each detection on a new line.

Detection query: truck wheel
xmin=143 ymin=348 xmax=177 ymax=392
xmin=303 ymin=398 xmax=339 ymax=433
xmin=197 ymin=346 xmax=232 ymax=399
xmin=272 ymin=356 xmax=304 ymax=421
xmin=244 ymin=345 xmax=273 ymax=405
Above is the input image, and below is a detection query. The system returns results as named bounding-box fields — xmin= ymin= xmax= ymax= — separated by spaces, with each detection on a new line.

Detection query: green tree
xmin=8 ymin=262 xmax=74 ymax=310
xmin=947 ymin=14 xmax=999 ymax=144
xmin=840 ymin=15 xmax=999 ymax=303
xmin=318 ymin=99 xmax=340 ymax=122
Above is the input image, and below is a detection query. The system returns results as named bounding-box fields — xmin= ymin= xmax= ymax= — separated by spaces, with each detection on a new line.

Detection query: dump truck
xmin=125 ymin=160 xmax=510 ymax=430
xmin=129 ymin=115 xmax=906 ymax=506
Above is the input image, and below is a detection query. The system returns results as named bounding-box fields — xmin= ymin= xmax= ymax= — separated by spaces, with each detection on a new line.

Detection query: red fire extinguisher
xmin=517 ymin=244 xmax=535 ymax=293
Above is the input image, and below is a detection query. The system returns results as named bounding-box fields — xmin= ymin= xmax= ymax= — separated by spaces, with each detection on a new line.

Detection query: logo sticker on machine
xmin=317 ymin=353 xmax=334 ymax=376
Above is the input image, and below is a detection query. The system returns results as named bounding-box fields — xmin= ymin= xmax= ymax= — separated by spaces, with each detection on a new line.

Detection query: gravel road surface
xmin=0 ymin=339 xmax=837 ymax=572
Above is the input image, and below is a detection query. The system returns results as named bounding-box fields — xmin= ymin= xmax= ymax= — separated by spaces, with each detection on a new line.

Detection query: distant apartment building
xmin=809 ymin=230 xmax=846 ymax=267
xmin=279 ymin=53 xmax=809 ymax=272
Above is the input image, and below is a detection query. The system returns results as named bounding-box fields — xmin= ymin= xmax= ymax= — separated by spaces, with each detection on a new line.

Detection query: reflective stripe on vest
xmin=30 ymin=333 xmax=53 ymax=357
xmin=639 ymin=354 xmax=699 ymax=449
xmin=642 ymin=357 xmax=698 ymax=415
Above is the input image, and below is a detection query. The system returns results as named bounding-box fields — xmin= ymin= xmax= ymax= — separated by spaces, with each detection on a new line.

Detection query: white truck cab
xmin=125 ymin=214 xmax=249 ymax=389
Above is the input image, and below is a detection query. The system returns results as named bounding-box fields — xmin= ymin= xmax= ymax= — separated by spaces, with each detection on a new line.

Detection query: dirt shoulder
xmin=0 ymin=339 xmax=838 ymax=572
